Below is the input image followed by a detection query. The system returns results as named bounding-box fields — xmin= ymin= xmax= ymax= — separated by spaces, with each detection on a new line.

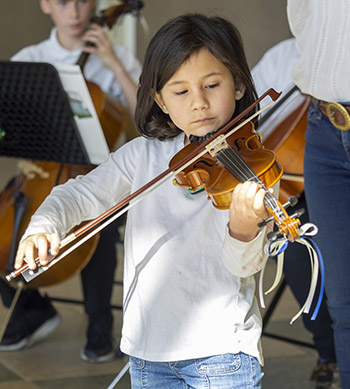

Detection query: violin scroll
xmin=258 ymin=195 xmax=305 ymax=242
xmin=265 ymin=199 xmax=303 ymax=243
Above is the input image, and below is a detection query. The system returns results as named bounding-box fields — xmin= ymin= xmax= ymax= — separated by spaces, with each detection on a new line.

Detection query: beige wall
xmin=0 ymin=0 xmax=291 ymax=183
xmin=131 ymin=0 xmax=292 ymax=147
xmin=137 ymin=0 xmax=292 ymax=68
xmin=1 ymin=0 xmax=291 ymax=67
xmin=0 ymin=1 xmax=53 ymax=60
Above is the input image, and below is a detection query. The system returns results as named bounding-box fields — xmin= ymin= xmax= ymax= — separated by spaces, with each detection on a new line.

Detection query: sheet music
xmin=54 ymin=64 xmax=110 ymax=165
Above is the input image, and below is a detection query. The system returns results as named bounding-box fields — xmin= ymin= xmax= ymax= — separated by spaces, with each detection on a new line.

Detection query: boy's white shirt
xmin=11 ymin=27 xmax=141 ymax=110
xmin=23 ymin=134 xmax=269 ymax=364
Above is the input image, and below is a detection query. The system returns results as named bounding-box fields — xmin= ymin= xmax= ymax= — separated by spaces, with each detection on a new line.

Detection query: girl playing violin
xmin=15 ymin=13 xmax=272 ymax=388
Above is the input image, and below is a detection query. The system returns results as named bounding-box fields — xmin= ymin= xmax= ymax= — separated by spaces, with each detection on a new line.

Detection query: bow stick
xmin=6 ymin=88 xmax=281 ymax=282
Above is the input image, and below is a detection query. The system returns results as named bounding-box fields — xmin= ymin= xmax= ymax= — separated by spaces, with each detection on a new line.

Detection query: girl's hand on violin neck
xmin=14 ymin=233 xmax=61 ymax=271
xmin=228 ymin=182 xmax=269 ymax=242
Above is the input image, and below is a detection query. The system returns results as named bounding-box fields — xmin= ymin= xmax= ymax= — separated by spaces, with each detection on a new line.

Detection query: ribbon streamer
xmin=259 ymin=223 xmax=323 ymax=324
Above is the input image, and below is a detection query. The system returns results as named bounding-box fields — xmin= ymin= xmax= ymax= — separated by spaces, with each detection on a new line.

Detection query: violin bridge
xmin=205 ymin=135 xmax=229 ymax=157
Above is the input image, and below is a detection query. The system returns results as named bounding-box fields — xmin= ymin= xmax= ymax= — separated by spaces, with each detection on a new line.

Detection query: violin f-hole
xmin=193 ymin=159 xmax=216 ymax=169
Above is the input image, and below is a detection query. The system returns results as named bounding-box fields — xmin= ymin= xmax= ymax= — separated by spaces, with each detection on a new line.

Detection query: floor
xmin=0 ymin=156 xmax=323 ymax=389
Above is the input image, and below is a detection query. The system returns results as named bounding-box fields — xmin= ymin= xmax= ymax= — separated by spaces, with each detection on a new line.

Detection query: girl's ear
xmin=235 ymin=82 xmax=246 ymax=101
xmin=154 ymin=92 xmax=169 ymax=114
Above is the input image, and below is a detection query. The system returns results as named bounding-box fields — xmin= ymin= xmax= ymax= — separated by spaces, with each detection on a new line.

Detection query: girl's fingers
xmin=14 ymin=233 xmax=61 ymax=270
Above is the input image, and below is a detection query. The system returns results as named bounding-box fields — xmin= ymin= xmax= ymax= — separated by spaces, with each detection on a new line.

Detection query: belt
xmin=315 ymin=99 xmax=350 ymax=131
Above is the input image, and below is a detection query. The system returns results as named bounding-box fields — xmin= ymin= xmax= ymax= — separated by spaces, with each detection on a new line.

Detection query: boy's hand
xmin=228 ymin=181 xmax=270 ymax=242
xmin=15 ymin=233 xmax=61 ymax=270
xmin=82 ymin=23 xmax=120 ymax=70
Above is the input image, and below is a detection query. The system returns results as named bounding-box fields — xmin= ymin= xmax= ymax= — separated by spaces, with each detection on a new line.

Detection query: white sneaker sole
xmin=0 ymin=314 xmax=61 ymax=351
xmin=80 ymin=347 xmax=115 ymax=363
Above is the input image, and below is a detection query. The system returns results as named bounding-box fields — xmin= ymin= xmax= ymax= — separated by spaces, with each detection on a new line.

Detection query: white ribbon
xmin=259 ymin=223 xmax=319 ymax=324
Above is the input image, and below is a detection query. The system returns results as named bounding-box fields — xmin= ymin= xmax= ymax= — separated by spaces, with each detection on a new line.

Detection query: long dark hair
xmin=135 ymin=13 xmax=258 ymax=141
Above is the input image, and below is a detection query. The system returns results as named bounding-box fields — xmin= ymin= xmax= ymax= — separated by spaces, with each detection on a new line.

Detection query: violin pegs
xmin=289 ymin=208 xmax=305 ymax=219
xmin=257 ymin=216 xmax=274 ymax=228
xmin=283 ymin=195 xmax=299 ymax=209
xmin=267 ymin=230 xmax=283 ymax=243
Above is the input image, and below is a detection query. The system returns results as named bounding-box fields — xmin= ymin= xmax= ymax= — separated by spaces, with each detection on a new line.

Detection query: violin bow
xmin=6 ymin=88 xmax=281 ymax=283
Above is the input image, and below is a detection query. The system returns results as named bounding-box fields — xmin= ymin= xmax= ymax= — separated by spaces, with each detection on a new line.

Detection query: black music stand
xmin=0 ymin=61 xmax=90 ymax=165
xmin=0 ymin=61 xmax=123 ymax=311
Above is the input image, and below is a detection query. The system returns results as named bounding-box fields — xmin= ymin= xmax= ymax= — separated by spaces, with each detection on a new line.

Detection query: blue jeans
xmin=129 ymin=353 xmax=263 ymax=388
xmin=304 ymin=103 xmax=350 ymax=387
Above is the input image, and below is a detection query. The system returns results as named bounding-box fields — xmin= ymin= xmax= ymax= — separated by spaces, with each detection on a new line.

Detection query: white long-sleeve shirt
xmin=23 ymin=134 xmax=268 ymax=364
xmin=11 ymin=28 xmax=141 ymax=109
xmin=287 ymin=0 xmax=350 ymax=102
xmin=251 ymin=37 xmax=305 ymax=139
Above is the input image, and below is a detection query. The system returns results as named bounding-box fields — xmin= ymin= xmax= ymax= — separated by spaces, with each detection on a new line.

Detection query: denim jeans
xmin=129 ymin=353 xmax=263 ymax=388
xmin=304 ymin=103 xmax=350 ymax=387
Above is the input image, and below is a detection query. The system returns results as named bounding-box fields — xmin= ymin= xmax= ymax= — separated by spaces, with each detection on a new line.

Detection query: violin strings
xmin=217 ymin=147 xmax=284 ymax=219
xmin=221 ymin=147 xmax=281 ymax=214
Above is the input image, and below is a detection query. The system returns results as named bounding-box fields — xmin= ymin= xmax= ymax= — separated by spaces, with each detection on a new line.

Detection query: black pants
xmin=80 ymin=219 xmax=119 ymax=323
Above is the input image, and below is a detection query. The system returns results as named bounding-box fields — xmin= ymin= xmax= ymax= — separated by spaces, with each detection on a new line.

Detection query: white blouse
xmin=23 ymin=135 xmax=269 ymax=364
xmin=287 ymin=0 xmax=350 ymax=102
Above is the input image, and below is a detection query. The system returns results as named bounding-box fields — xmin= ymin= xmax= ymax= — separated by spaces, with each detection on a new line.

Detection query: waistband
xmin=313 ymin=98 xmax=350 ymax=131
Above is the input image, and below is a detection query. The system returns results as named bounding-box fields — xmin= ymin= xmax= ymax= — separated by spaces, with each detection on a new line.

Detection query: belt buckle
xmin=325 ymin=102 xmax=350 ymax=131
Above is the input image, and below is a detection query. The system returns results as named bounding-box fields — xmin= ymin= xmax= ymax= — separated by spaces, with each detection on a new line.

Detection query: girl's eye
xmin=174 ymin=90 xmax=188 ymax=96
xmin=206 ymin=83 xmax=219 ymax=89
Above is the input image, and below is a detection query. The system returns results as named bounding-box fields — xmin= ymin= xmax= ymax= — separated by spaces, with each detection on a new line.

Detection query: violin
xmin=169 ymin=120 xmax=301 ymax=242
xmin=6 ymin=88 xmax=304 ymax=283
xmin=169 ymin=121 xmax=282 ymax=209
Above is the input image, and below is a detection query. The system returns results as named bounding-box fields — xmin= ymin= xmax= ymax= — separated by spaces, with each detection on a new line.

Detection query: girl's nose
xmin=191 ymin=90 xmax=209 ymax=110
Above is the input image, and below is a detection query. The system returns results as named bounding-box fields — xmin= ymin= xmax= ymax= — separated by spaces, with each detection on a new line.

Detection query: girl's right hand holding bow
xmin=14 ymin=233 xmax=61 ymax=271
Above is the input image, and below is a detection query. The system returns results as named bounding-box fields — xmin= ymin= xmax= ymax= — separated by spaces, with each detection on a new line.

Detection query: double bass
xmin=260 ymin=86 xmax=310 ymax=204
xmin=0 ymin=0 xmax=143 ymax=289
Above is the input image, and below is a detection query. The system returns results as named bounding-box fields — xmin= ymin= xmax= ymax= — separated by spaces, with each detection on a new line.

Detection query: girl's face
xmin=155 ymin=48 xmax=245 ymax=140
